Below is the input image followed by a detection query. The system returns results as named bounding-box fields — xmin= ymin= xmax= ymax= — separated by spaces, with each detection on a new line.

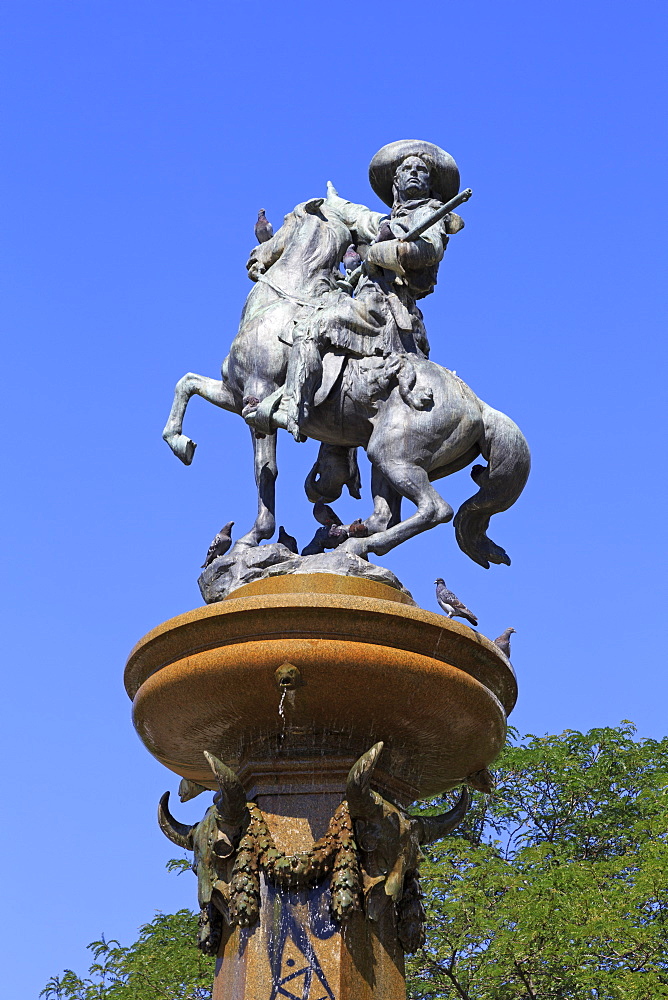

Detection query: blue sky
xmin=2 ymin=1 xmax=667 ymax=995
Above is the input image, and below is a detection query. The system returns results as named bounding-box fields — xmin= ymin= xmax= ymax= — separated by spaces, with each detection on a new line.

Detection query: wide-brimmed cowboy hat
xmin=369 ymin=140 xmax=460 ymax=207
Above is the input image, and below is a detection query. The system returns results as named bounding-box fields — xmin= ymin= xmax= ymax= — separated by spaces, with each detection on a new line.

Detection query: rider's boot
xmin=282 ymin=392 xmax=304 ymax=443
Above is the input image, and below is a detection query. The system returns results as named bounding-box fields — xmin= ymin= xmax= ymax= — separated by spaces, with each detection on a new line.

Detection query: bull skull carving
xmin=157 ymin=743 xmax=471 ymax=957
xmin=158 ymin=751 xmax=248 ymax=955
xmin=346 ymin=741 xmax=469 ymax=952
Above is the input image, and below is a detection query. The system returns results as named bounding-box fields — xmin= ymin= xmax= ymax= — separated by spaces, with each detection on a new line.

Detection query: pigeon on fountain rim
xmin=494 ymin=627 xmax=515 ymax=658
xmin=434 ymin=578 xmax=478 ymax=627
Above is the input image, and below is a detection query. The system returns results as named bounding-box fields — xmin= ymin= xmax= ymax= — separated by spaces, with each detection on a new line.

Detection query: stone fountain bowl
xmin=125 ymin=574 xmax=516 ymax=803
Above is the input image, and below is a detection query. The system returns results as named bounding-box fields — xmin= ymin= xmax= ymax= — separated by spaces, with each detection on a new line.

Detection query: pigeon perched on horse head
xmin=434 ymin=578 xmax=478 ymax=627
xmin=254 ymin=209 xmax=273 ymax=244
xmin=201 ymin=521 xmax=234 ymax=568
xmin=494 ymin=627 xmax=516 ymax=658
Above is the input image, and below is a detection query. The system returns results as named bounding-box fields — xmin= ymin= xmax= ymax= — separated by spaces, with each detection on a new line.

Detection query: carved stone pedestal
xmin=125 ymin=574 xmax=516 ymax=999
xmin=212 ymin=775 xmax=406 ymax=1000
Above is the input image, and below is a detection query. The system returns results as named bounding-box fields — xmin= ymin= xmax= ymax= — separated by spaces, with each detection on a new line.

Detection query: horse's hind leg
xmin=363 ymin=468 xmax=402 ymax=535
xmin=236 ymin=429 xmax=278 ymax=546
xmin=163 ymin=373 xmax=239 ymax=465
xmin=346 ymin=461 xmax=452 ymax=558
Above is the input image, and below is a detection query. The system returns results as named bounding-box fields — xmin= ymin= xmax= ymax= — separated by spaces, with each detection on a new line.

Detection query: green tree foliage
xmin=40 ymin=910 xmax=213 ymax=1000
xmin=408 ymin=723 xmax=668 ymax=999
xmin=43 ymin=725 xmax=668 ymax=999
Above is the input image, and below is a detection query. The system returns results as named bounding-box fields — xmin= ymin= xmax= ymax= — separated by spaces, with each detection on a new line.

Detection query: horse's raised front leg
xmin=162 ymin=373 xmax=239 ymax=465
xmin=236 ymin=429 xmax=278 ymax=546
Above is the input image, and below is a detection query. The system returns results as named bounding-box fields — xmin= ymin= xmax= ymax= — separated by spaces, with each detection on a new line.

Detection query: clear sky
xmin=2 ymin=1 xmax=667 ymax=995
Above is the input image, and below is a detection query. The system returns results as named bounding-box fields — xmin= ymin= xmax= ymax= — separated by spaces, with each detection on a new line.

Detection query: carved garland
xmin=229 ymin=800 xmax=362 ymax=927
xmin=158 ymin=745 xmax=470 ymax=955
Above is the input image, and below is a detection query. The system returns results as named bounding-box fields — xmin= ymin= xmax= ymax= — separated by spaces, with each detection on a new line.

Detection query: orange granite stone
xmin=126 ymin=574 xmax=517 ymax=999
xmin=126 ymin=574 xmax=515 ymax=800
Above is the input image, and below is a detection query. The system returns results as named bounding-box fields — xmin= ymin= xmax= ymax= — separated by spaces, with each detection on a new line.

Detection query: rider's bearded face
xmin=394 ymin=156 xmax=431 ymax=200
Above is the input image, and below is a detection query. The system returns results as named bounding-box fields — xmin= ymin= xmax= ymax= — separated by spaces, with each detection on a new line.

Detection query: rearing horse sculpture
xmin=162 ymin=194 xmax=530 ymax=568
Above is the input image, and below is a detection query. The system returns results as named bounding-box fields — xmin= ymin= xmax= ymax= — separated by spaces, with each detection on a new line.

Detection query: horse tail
xmin=453 ymin=403 xmax=531 ymax=568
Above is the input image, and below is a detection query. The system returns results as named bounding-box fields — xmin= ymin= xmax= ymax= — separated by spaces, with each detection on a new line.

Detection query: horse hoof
xmin=341 ymin=537 xmax=368 ymax=558
xmin=168 ymin=434 xmax=197 ymax=466
xmin=489 ymin=545 xmax=511 ymax=566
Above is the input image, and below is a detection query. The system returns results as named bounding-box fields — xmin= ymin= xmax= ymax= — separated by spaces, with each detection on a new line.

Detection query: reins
xmin=257 ymin=273 xmax=328 ymax=310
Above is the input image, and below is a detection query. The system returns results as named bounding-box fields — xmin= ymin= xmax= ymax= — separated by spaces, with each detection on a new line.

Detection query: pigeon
xmin=313 ymin=500 xmax=342 ymax=527
xmin=347 ymin=518 xmax=369 ymax=538
xmin=254 ymin=209 xmax=273 ymax=244
xmin=201 ymin=521 xmax=234 ymax=568
xmin=434 ymin=578 xmax=478 ymax=627
xmin=278 ymin=525 xmax=298 ymax=553
xmin=301 ymin=523 xmax=346 ymax=556
xmin=327 ymin=523 xmax=347 ymax=542
xmin=494 ymin=627 xmax=516 ymax=658
xmin=342 ymin=244 xmax=362 ymax=273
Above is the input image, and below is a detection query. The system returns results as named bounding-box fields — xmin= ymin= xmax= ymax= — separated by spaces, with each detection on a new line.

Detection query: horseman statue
xmin=257 ymin=141 xmax=465 ymax=442
xmin=162 ymin=140 xmax=530 ymax=598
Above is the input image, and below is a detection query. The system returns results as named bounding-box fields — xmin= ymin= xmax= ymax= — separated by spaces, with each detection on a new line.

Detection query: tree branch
xmin=443 ymin=967 xmax=474 ymax=1000
xmin=514 ymin=960 xmax=538 ymax=999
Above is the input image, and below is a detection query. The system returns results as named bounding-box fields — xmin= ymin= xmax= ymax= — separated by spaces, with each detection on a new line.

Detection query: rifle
xmin=400 ymin=188 xmax=473 ymax=242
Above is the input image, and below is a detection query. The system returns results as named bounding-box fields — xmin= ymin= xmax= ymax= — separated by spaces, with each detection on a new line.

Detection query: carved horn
xmin=418 ymin=787 xmax=470 ymax=845
xmin=179 ymin=777 xmax=207 ymax=803
xmin=203 ymin=751 xmax=247 ymax=827
xmin=346 ymin=741 xmax=386 ymax=820
xmin=158 ymin=791 xmax=194 ymax=850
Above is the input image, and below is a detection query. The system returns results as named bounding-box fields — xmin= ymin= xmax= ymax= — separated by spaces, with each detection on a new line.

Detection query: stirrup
xmin=245 ymin=388 xmax=284 ymax=434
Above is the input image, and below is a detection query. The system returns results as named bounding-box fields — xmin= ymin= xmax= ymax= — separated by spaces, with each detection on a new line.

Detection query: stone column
xmin=212 ymin=776 xmax=406 ymax=1000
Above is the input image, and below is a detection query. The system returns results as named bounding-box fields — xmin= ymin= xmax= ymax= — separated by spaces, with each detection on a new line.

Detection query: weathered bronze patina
xmin=161 ymin=140 xmax=530 ymax=599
